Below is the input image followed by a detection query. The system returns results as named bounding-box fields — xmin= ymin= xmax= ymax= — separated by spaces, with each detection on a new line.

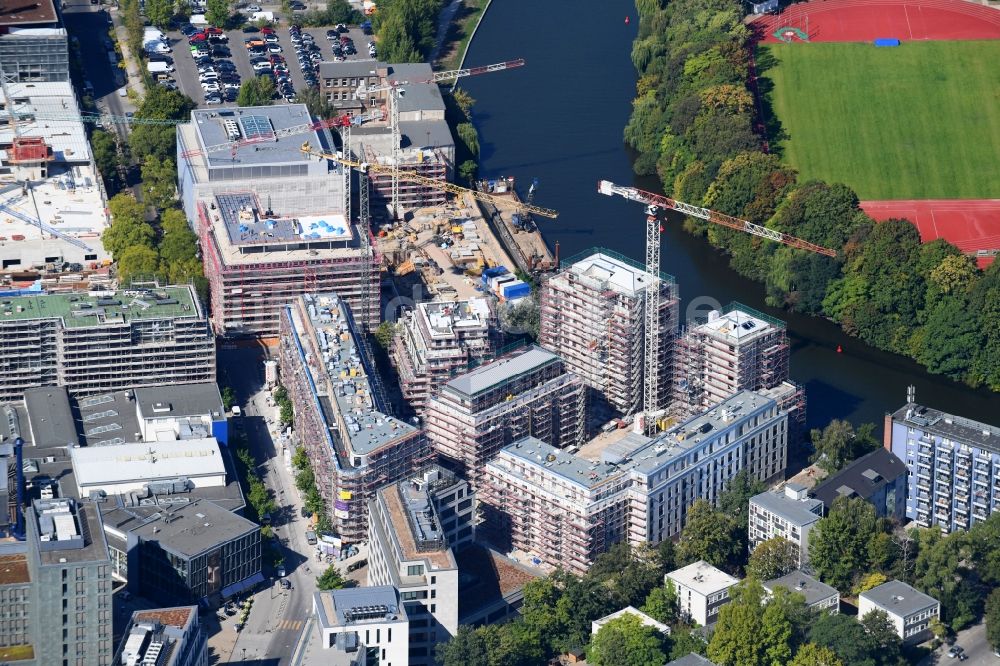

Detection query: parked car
xmin=242 ymin=25 xmax=260 ymax=32
xmin=279 ymin=579 xmax=291 ymax=589
xmin=245 ymin=4 xmax=261 ymax=11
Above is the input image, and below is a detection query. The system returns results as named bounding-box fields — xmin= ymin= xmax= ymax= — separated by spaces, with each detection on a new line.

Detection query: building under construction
xmin=0 ymin=282 xmax=214 ymax=402
xmin=424 ymin=345 xmax=586 ymax=488
xmin=538 ymin=249 xmax=678 ymax=418
xmin=279 ymin=293 xmax=431 ymax=544
xmin=196 ymin=192 xmax=379 ymax=336
xmin=391 ymin=298 xmax=495 ymax=413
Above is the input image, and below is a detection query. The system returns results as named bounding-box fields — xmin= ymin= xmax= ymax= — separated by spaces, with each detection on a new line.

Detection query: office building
xmin=482 ymin=391 xmax=788 ymax=573
xmin=391 ymin=298 xmax=495 ymax=412
xmin=424 ymin=345 xmax=586 ymax=487
xmin=666 ymin=560 xmax=739 ymax=626
xmin=886 ymin=396 xmax=1000 ymax=532
xmin=810 ymin=447 xmax=907 ymax=521
xmin=133 ymin=382 xmax=229 ymax=445
xmin=748 ymin=484 xmax=823 ymax=567
xmin=367 ymin=469 xmax=468 ymax=664
xmin=591 ymin=606 xmax=669 ymax=636
xmin=194 ymin=190 xmax=378 ymax=336
xmin=280 ymin=293 xmax=430 ymax=543
xmin=858 ymin=580 xmax=939 ymax=645
xmin=0 ymin=0 xmax=67 ymax=82
xmin=0 ymin=283 xmax=215 ymax=402
xmin=763 ymin=570 xmax=839 ymax=614
xmin=539 ymin=249 xmax=678 ymax=416
xmin=116 ymin=606 xmax=207 ymax=666
xmin=313 ymin=586 xmax=409 ymax=666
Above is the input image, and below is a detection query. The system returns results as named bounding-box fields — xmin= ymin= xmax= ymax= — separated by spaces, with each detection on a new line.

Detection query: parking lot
xmin=158 ymin=22 xmax=373 ymax=107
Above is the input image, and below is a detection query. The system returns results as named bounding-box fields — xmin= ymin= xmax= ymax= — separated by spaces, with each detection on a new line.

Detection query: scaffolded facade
xmin=0 ymin=283 xmax=214 ymax=401
xmin=197 ymin=194 xmax=379 ymax=337
xmin=363 ymin=144 xmax=448 ymax=211
xmin=538 ymin=249 xmax=678 ymax=417
xmin=424 ymin=345 xmax=586 ymax=488
xmin=279 ymin=294 xmax=432 ymax=543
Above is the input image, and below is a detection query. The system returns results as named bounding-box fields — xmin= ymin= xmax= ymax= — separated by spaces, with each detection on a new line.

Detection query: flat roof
xmin=31 ymin=498 xmax=110 ymax=566
xmin=0 ymin=285 xmax=200 ymax=327
xmin=23 ymin=386 xmax=78 ymax=447
xmin=563 ymin=249 xmax=673 ymax=297
xmin=764 ymin=570 xmax=838 ymax=607
xmin=70 ymin=438 xmax=226 ymax=489
xmin=666 ymin=560 xmax=739 ymax=595
xmin=128 ymin=499 xmax=257 ymax=558
xmin=134 ymin=382 xmax=225 ymax=421
xmin=0 ymin=0 xmax=58 ymax=27
xmin=132 ymin=606 xmax=198 ymax=630
xmin=189 ymin=105 xmax=321 ymax=167
xmin=417 ymin=298 xmax=490 ymax=337
xmin=0 ymin=553 xmax=30 ymax=585
xmin=750 ymin=489 xmax=823 ymax=527
xmin=455 ymin=544 xmax=540 ymax=619
xmin=695 ymin=304 xmax=782 ymax=342
xmin=892 ymin=402 xmax=1000 ymax=454
xmin=861 ymin=580 xmax=938 ymax=616
xmin=495 ymin=436 xmax=626 ymax=491
xmin=810 ymin=448 xmax=906 ymax=508
xmin=443 ymin=345 xmax=559 ymax=398
xmin=379 ymin=481 xmax=454 ymax=570
xmin=315 ymin=585 xmax=406 ymax=629
xmin=76 ymin=389 xmax=142 ymax=447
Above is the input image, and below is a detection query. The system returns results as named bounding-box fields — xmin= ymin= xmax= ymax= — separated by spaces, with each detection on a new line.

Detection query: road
xmin=921 ymin=621 xmax=998 ymax=665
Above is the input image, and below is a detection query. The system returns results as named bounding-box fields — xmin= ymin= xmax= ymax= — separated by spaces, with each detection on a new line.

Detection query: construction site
xmin=477 ymin=177 xmax=556 ymax=274
xmin=279 ymin=292 xmax=432 ymax=544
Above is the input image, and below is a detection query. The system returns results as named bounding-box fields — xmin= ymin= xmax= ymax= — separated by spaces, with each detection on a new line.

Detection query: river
xmin=459 ymin=0 xmax=1000 ymax=433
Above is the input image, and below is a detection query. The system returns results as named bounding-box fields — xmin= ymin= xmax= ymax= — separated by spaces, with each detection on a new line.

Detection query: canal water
xmin=460 ymin=0 xmax=1000 ymax=432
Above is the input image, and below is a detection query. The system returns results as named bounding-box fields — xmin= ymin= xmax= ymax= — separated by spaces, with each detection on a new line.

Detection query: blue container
xmin=503 ymin=281 xmax=531 ymax=300
xmin=874 ymin=38 xmax=900 ymax=47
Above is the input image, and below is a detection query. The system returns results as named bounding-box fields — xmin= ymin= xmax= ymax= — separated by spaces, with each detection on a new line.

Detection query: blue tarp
xmin=874 ymin=38 xmax=901 ymax=47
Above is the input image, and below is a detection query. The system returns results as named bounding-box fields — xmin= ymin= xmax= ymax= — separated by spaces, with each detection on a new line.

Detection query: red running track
xmin=861 ymin=200 xmax=1000 ymax=267
xmin=753 ymin=0 xmax=1000 ymax=43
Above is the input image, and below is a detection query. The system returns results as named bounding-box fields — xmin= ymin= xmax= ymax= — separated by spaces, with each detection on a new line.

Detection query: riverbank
xmin=435 ymin=0 xmax=491 ymax=71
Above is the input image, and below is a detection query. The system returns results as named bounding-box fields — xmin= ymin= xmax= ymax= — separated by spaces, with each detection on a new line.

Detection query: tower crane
xmin=300 ymin=143 xmax=558 ymax=218
xmin=597 ymin=180 xmax=837 ymax=434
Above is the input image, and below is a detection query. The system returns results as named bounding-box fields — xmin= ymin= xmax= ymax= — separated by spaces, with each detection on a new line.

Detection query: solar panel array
xmin=239 ymin=115 xmax=275 ymax=142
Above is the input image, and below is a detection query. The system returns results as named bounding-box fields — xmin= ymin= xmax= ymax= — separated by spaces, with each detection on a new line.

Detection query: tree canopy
xmin=588 ymin=613 xmax=668 ymax=666
xmin=809 ymin=496 xmax=886 ymax=592
xmin=237 ymin=76 xmax=276 ymax=107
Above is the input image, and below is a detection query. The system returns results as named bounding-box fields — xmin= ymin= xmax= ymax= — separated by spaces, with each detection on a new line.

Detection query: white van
xmin=251 ymin=10 xmax=275 ymax=21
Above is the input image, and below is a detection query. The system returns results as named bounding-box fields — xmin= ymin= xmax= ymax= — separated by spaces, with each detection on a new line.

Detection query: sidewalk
xmin=109 ymin=6 xmax=146 ymax=98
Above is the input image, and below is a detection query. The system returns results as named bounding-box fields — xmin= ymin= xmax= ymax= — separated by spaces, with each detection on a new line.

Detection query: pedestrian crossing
xmin=275 ymin=618 xmax=304 ymax=631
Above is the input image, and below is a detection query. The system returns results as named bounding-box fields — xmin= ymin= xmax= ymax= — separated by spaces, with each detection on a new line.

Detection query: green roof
xmin=0 ymin=286 xmax=200 ymax=328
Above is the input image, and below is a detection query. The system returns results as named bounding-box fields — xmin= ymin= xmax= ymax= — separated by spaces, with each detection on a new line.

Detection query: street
xmin=921 ymin=622 xmax=999 ymax=665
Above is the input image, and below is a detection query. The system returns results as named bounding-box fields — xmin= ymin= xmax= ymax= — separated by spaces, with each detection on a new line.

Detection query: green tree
xmin=458 ymin=159 xmax=478 ymax=185
xmin=807 ymin=612 xmax=876 ymax=666
xmin=589 ymin=613 xmax=667 ymax=666
xmin=279 ymin=402 xmax=293 ymax=428
xmin=451 ymin=88 xmax=475 ymax=119
xmin=499 ymin=297 xmax=540 ymax=340
xmin=986 ymin=588 xmax=1000 ymax=651
xmin=221 ymin=386 xmax=236 ymax=410
xmin=859 ymin=610 xmax=902 ymax=666
xmin=237 ymin=75 xmax=276 ymax=107
xmin=790 ymin=643 xmax=844 ymax=666
xmin=436 ymin=625 xmax=489 ymax=666
xmin=374 ymin=321 xmax=396 ymax=349
xmin=140 ymin=155 xmax=177 ymax=211
xmin=747 ymin=537 xmax=798 ymax=581
xmin=809 ymin=419 xmax=878 ymax=474
xmin=852 ymin=571 xmax=887 ymax=596
xmin=103 ymin=194 xmax=155 ymax=258
xmin=760 ymin=594 xmax=794 ymax=666
xmin=316 ymin=565 xmax=347 ymax=590
xmin=145 ymin=0 xmax=173 ymax=28
xmin=158 ymin=208 xmax=198 ymax=264
xmin=707 ymin=581 xmax=771 ymax=665
xmin=456 ymin=122 xmax=479 ymax=157
xmin=91 ymin=129 xmax=123 ymax=191
xmin=292 ymin=446 xmax=310 ymax=471
xmin=916 ymin=294 xmax=980 ymax=381
xmin=809 ymin=496 xmax=883 ymax=592
xmin=205 ymin=0 xmax=230 ymax=27
xmin=130 ymin=87 xmax=196 ymax=160
xmin=718 ymin=469 xmax=765 ymax=526
xmin=669 ymin=626 xmax=708 ymax=661
xmin=117 ymin=245 xmax=160 ymax=283
xmin=295 ymin=86 xmax=336 ymax=119
xmin=676 ymin=500 xmax=742 ymax=572
xmin=641 ymin=581 xmax=677 ymax=624
xmin=912 ymin=528 xmax=979 ymax=630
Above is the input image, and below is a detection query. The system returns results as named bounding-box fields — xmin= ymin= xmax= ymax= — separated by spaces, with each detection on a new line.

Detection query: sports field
xmin=760 ymin=41 xmax=1000 ymax=200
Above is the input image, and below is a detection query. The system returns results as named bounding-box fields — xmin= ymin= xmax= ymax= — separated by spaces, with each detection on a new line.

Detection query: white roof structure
xmin=667 ymin=560 xmax=740 ymax=595
xmin=2 ymin=82 xmax=92 ymax=162
xmin=591 ymin=606 xmax=670 ymax=636
xmin=567 ymin=251 xmax=660 ymax=297
xmin=70 ymin=438 xmax=227 ymax=496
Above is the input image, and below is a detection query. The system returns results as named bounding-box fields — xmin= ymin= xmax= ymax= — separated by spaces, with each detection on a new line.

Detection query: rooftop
xmin=30 ymin=497 xmax=110 ymax=566
xmin=763 ymin=570 xmax=839 ymax=607
xmin=188 ymin=105 xmax=322 ymax=167
xmin=861 ymin=580 xmax=939 ymax=616
xmin=315 ymin=585 xmax=407 ymax=629
xmin=892 ymin=402 xmax=1000 ymax=454
xmin=442 ymin=345 xmax=560 ymax=398
xmin=0 ymin=553 xmax=30 ymax=585
xmin=455 ymin=544 xmax=540 ymax=619
xmin=70 ymin=438 xmax=227 ymax=492
xmin=592 ymin=606 xmax=669 ymax=635
xmin=126 ymin=499 xmax=258 ymax=558
xmin=0 ymin=0 xmax=58 ymax=25
xmin=132 ymin=606 xmax=198 ymax=631
xmin=121 ymin=606 xmax=199 ymax=666
xmin=810 ymin=448 xmax=906 ymax=508
xmin=23 ymin=386 xmax=78 ymax=447
xmin=666 ymin=560 xmax=739 ymax=595
xmin=694 ymin=302 xmax=784 ymax=342
xmin=0 ymin=285 xmax=201 ymax=327
xmin=134 ymin=382 xmax=225 ymax=422
xmin=666 ymin=655 xmax=718 ymax=666
xmin=379 ymin=480 xmax=454 ymax=570
xmin=561 ymin=248 xmax=674 ymax=296
xmin=495 ymin=436 xmax=627 ymax=491
xmin=750 ymin=487 xmax=824 ymax=527
xmin=417 ymin=298 xmax=491 ymax=338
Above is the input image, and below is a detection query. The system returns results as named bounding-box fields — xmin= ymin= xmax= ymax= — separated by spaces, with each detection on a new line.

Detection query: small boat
xmin=624 ymin=15 xmax=630 ymax=24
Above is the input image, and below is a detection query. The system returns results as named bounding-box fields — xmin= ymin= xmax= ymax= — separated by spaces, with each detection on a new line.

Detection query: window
xmin=407 ymin=565 xmax=424 ymax=576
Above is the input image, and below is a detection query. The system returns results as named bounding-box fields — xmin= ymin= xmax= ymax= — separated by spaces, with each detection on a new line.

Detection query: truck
xmin=147 ymin=60 xmax=174 ymax=74
xmin=305 ymin=530 xmax=317 ymax=546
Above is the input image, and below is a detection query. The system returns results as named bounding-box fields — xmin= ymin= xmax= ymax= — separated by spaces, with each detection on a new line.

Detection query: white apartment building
xmin=313 ymin=587 xmax=409 ymax=666
xmin=763 ymin=570 xmax=839 ymax=614
xmin=666 ymin=561 xmax=740 ymax=626
xmin=748 ymin=483 xmax=824 ymax=567
xmin=858 ymin=580 xmax=939 ymax=645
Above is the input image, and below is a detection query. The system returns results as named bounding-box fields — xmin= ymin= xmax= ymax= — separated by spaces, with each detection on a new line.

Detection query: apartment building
xmin=116 ymin=606 xmax=207 ymax=666
xmin=748 ymin=484 xmax=823 ymax=567
xmin=0 ymin=0 xmax=67 ymax=82
xmin=666 ymin=560 xmax=739 ymax=626
xmin=539 ymin=249 xmax=678 ymax=416
xmin=392 ymin=298 xmax=495 ymax=413
xmin=886 ymin=396 xmax=1000 ymax=532
xmin=858 ymin=580 xmax=939 ymax=645
xmin=424 ymin=345 xmax=586 ymax=487
xmin=367 ymin=469 xmax=469 ymax=664
xmin=280 ymin=293 xmax=431 ymax=543
xmin=763 ymin=570 xmax=839 ymax=614
xmin=312 ymin=586 xmax=409 ymax=666
xmin=481 ymin=391 xmax=788 ymax=573
xmin=0 ymin=283 xmax=214 ymax=402
xmin=810 ymin=447 xmax=907 ymax=521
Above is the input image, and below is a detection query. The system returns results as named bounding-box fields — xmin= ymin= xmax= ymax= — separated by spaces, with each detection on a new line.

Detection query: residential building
xmin=313 ymin=586 xmax=409 ymax=666
xmin=667 ymin=656 xmax=718 ymax=666
xmin=885 ymin=397 xmax=1000 ymax=533
xmin=424 ymin=345 xmax=586 ymax=487
xmin=115 ymin=606 xmax=207 ymax=666
xmin=482 ymin=391 xmax=788 ymax=574
xmin=0 ymin=543 xmax=32 ymax=661
xmin=104 ymin=498 xmax=261 ymax=606
xmin=748 ymin=484 xmax=823 ymax=567
xmin=763 ymin=570 xmax=839 ymax=614
xmin=280 ymin=293 xmax=430 ymax=543
xmin=538 ymin=249 xmax=678 ymax=416
xmin=367 ymin=469 xmax=467 ymax=664
xmin=591 ymin=606 xmax=670 ymax=636
xmin=858 ymin=580 xmax=939 ymax=645
xmin=666 ymin=560 xmax=739 ymax=626
xmin=0 ymin=283 xmax=215 ymax=402
xmin=454 ymin=544 xmax=540 ymax=627
xmin=391 ymin=298 xmax=495 ymax=413
xmin=133 ymin=382 xmax=229 ymax=445
xmin=0 ymin=0 xmax=67 ymax=82
xmin=0 ymin=82 xmax=109 ymax=273
xmin=194 ymin=190 xmax=378 ymax=336
xmin=810 ymin=447 xmax=907 ymax=520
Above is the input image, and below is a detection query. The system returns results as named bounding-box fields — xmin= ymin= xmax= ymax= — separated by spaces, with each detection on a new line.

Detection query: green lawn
xmin=760 ymin=41 xmax=1000 ymax=200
